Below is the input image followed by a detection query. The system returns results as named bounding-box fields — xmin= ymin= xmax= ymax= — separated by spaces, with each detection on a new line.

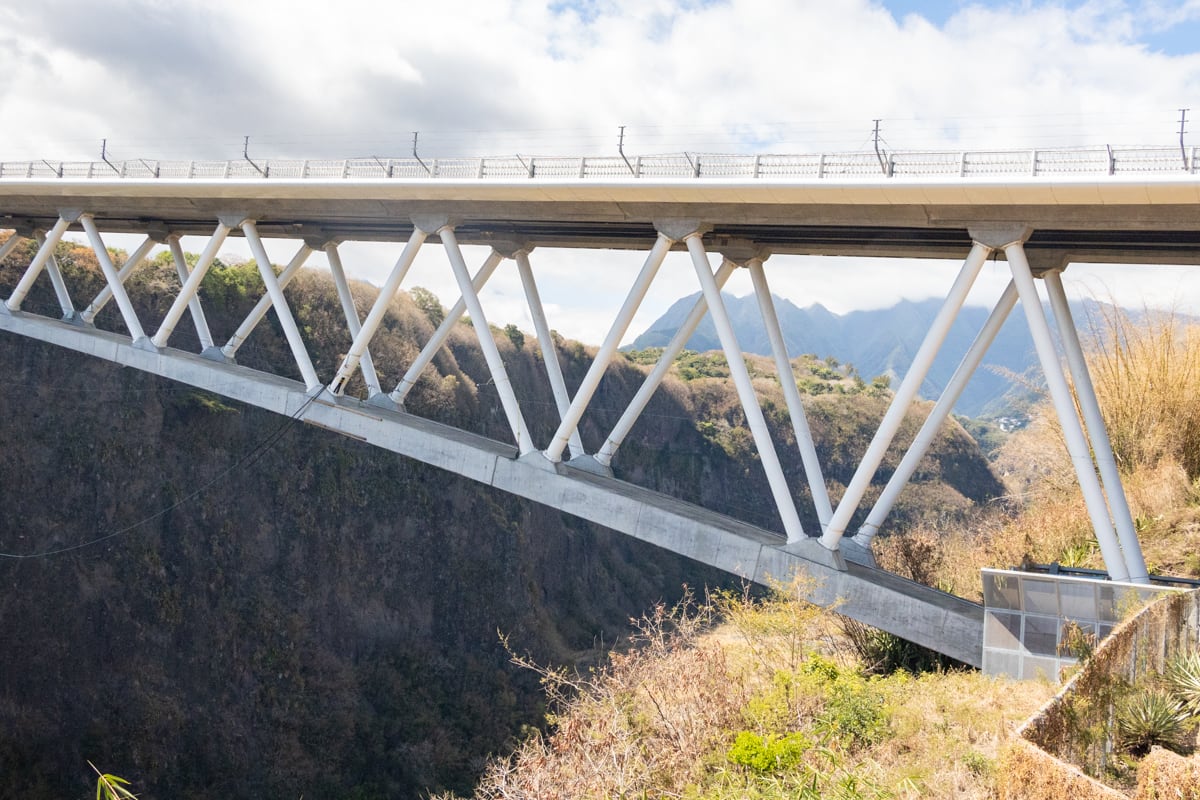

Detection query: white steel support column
xmin=0 ymin=231 xmax=24 ymax=264
xmin=514 ymin=249 xmax=584 ymax=459
xmin=1005 ymin=242 xmax=1131 ymax=582
xmin=167 ymin=235 xmax=216 ymax=351
xmin=242 ymin=220 xmax=321 ymax=391
xmin=389 ymin=249 xmax=504 ymax=405
xmin=821 ymin=241 xmax=991 ymax=551
xmin=81 ymin=235 xmax=156 ymax=325
xmin=152 ymin=221 xmax=230 ymax=348
xmin=854 ymin=281 xmax=1019 ymax=546
xmin=329 ymin=227 xmax=426 ymax=395
xmin=325 ymin=242 xmax=382 ymax=398
xmin=221 ymin=242 xmax=314 ymax=359
xmin=439 ymin=225 xmax=534 ymax=454
xmin=544 ymin=233 xmax=673 ymax=463
xmin=79 ymin=215 xmax=146 ymax=344
xmin=748 ymin=258 xmax=833 ymax=530
xmin=40 ymin=233 xmax=76 ymax=320
xmin=1044 ymin=269 xmax=1149 ymax=583
xmin=684 ymin=233 xmax=806 ymax=543
xmin=6 ymin=215 xmax=71 ymax=311
xmin=594 ymin=258 xmax=737 ymax=467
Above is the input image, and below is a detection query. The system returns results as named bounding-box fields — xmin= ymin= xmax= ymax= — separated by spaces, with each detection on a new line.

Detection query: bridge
xmin=2 ymin=144 xmax=1198 ymax=668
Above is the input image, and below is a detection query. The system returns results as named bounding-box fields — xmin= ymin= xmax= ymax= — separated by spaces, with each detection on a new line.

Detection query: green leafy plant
xmin=1115 ymin=689 xmax=1193 ymax=756
xmin=90 ymin=762 xmax=137 ymax=800
xmin=839 ymin=617 xmax=961 ymax=675
xmin=726 ymin=730 xmax=812 ymax=773
xmin=1165 ymin=650 xmax=1200 ymax=715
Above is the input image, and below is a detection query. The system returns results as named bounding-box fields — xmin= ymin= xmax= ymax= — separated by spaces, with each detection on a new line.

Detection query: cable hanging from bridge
xmin=0 ymin=388 xmax=327 ymax=560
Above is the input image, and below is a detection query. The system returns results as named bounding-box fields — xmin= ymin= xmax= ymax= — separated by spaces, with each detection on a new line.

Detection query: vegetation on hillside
xmin=0 ymin=232 xmax=1004 ymax=799
xmin=437 ymin=305 xmax=1200 ymax=799
xmin=874 ymin=307 xmax=1200 ymax=599
xmin=437 ymin=581 xmax=1052 ymax=800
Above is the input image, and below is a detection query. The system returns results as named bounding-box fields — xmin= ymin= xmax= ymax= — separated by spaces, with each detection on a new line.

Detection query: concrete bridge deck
xmin=2 ymin=146 xmax=1200 ymax=261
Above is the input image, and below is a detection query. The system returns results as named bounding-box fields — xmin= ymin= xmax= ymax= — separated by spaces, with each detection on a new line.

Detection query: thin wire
xmin=0 ymin=388 xmax=326 ymax=560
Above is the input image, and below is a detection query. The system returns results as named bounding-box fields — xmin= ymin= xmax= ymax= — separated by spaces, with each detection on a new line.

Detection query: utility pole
xmin=1179 ymin=108 xmax=1190 ymax=170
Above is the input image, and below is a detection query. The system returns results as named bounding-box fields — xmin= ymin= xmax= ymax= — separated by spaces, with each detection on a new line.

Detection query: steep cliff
xmin=0 ymin=237 xmax=1002 ymax=799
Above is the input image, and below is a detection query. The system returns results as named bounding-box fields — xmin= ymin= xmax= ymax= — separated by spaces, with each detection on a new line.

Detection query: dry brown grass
xmin=439 ymin=582 xmax=1050 ymax=800
xmin=996 ymin=739 xmax=1126 ymax=800
xmin=872 ymin=670 xmax=1055 ymax=799
xmin=878 ymin=315 xmax=1200 ymax=598
xmin=460 ymin=594 xmax=747 ymax=800
xmin=1134 ymin=747 xmax=1200 ymax=799
xmin=1084 ymin=308 xmax=1200 ymax=480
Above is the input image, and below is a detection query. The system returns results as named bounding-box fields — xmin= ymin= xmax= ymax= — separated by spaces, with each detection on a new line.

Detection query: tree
xmin=410 ymin=286 xmax=445 ymax=327
xmin=503 ymin=323 xmax=525 ymax=350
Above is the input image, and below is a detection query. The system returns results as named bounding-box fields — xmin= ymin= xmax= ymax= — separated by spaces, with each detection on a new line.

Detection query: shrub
xmin=1115 ymin=689 xmax=1193 ymax=756
xmin=727 ymin=730 xmax=812 ymax=773
xmin=1165 ymin=650 xmax=1200 ymax=716
xmin=838 ymin=617 xmax=962 ymax=675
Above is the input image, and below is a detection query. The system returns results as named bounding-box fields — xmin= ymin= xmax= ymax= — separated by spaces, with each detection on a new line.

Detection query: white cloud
xmin=4 ymin=0 xmax=1200 ymax=345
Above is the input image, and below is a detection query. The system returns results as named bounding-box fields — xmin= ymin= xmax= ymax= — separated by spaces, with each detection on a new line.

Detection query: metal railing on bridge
xmin=1 ymin=145 xmax=1196 ymax=182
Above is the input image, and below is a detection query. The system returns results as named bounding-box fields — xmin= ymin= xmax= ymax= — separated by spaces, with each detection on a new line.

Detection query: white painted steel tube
xmin=1044 ymin=270 xmax=1149 ymax=583
xmin=594 ymin=258 xmax=737 ymax=467
xmin=440 ymin=226 xmax=534 ymax=454
xmin=685 ymin=234 xmax=806 ymax=543
xmin=329 ymin=228 xmax=426 ymax=395
xmin=221 ymin=243 xmax=313 ymax=358
xmin=325 ymin=243 xmax=382 ymax=397
xmin=1005 ymin=244 xmax=1130 ymax=582
xmin=748 ymin=258 xmax=833 ymax=530
xmin=7 ymin=216 xmax=70 ymax=311
xmin=79 ymin=215 xmax=145 ymax=342
xmin=0 ymin=232 xmax=23 ymax=264
xmin=81 ymin=236 xmax=156 ymax=324
xmin=544 ymin=233 xmax=672 ymax=463
xmin=821 ymin=241 xmax=990 ymax=550
xmin=168 ymin=236 xmax=215 ymax=350
xmin=42 ymin=242 xmax=75 ymax=319
xmin=242 ymin=220 xmax=321 ymax=390
xmin=152 ymin=222 xmax=229 ymax=348
xmin=389 ymin=250 xmax=503 ymax=405
xmin=514 ymin=250 xmax=584 ymax=459
xmin=854 ymin=280 xmax=1019 ymax=545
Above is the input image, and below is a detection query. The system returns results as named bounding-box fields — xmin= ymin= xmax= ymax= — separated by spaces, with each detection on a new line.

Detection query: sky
xmin=1 ymin=0 xmax=1199 ymax=345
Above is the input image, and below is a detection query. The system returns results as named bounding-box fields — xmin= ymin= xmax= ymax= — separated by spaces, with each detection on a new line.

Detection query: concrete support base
xmin=839 ymin=536 xmax=878 ymax=568
xmin=200 ymin=346 xmax=234 ymax=364
xmin=519 ymin=451 xmax=564 ymax=474
xmin=777 ymin=537 xmax=847 ymax=571
xmin=564 ymin=454 xmax=614 ymax=478
xmin=365 ymin=393 xmax=399 ymax=412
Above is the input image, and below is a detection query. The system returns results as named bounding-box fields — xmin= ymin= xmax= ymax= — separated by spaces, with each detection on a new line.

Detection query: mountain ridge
xmin=629 ymin=292 xmax=1131 ymax=418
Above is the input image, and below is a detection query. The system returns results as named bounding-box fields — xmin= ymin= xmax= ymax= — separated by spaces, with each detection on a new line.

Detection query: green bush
xmin=1165 ymin=650 xmax=1200 ymax=716
xmin=1115 ymin=689 xmax=1193 ymax=756
xmin=727 ymin=730 xmax=812 ymax=773
xmin=839 ymin=618 xmax=961 ymax=675
xmin=814 ymin=674 xmax=888 ymax=749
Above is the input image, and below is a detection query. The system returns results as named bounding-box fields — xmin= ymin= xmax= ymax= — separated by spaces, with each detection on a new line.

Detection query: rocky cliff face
xmin=0 ymin=238 xmax=1003 ymax=799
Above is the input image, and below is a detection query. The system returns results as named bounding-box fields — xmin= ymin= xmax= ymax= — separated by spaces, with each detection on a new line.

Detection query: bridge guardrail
xmin=0 ymin=145 xmax=1196 ymax=182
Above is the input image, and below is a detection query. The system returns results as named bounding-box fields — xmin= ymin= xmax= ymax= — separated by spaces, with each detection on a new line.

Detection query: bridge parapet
xmin=1 ymin=144 xmax=1197 ymax=184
